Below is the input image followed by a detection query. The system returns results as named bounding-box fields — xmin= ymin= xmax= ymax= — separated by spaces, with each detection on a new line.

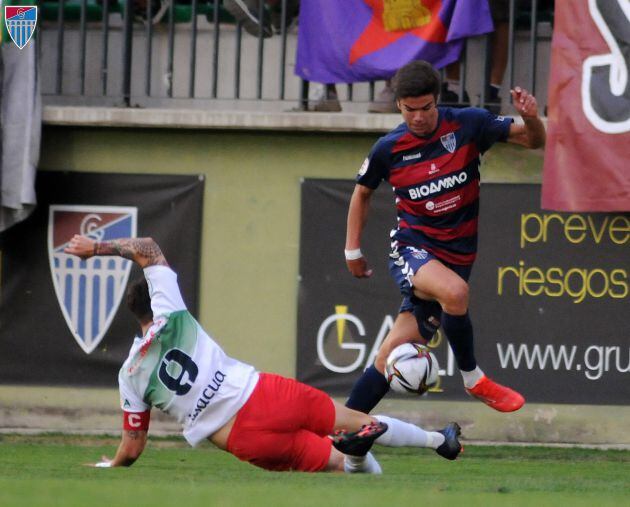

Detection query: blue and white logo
xmin=440 ymin=132 xmax=456 ymax=153
xmin=5 ymin=6 xmax=37 ymax=50
xmin=48 ymin=205 xmax=138 ymax=354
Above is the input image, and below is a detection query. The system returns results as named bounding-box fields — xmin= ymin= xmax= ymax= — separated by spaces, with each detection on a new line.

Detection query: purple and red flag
xmin=296 ymin=0 xmax=494 ymax=84
xmin=542 ymin=1 xmax=630 ymax=211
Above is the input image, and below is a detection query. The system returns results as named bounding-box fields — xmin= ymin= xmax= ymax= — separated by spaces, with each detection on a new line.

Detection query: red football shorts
xmin=226 ymin=373 xmax=336 ymax=472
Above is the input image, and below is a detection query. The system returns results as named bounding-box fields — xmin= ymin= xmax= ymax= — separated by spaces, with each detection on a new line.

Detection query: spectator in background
xmin=235 ymin=0 xmax=509 ymax=113
xmin=442 ymin=0 xmax=509 ymax=112
xmin=309 ymin=0 xmax=502 ymax=114
xmin=442 ymin=0 xmax=555 ymax=113
xmin=224 ymin=0 xmax=300 ymax=37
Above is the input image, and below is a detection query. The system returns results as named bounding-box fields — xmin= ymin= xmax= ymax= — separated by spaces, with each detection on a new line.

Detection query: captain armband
xmin=123 ymin=410 xmax=151 ymax=431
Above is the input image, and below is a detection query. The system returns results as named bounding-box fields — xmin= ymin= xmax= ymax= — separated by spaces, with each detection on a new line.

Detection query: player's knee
xmin=442 ymin=281 xmax=469 ymax=314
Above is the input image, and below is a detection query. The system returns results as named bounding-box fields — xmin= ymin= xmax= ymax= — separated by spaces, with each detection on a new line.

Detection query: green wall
xmin=40 ymin=126 xmax=543 ymax=376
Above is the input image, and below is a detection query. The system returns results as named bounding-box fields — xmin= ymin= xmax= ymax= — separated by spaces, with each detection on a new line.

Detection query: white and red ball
xmin=384 ymin=343 xmax=439 ymax=395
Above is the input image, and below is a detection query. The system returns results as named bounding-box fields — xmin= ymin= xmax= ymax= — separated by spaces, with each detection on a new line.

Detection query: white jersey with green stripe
xmin=118 ymin=265 xmax=259 ymax=446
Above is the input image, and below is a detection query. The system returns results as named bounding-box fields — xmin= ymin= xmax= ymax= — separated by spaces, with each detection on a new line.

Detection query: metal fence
xmin=39 ymin=0 xmax=554 ymax=113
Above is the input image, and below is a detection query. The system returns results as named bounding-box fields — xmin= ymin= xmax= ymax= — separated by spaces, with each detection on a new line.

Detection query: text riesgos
xmin=497 ymin=213 xmax=629 ymax=303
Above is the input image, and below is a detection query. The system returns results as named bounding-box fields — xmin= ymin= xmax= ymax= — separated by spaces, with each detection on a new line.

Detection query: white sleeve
xmin=143 ymin=265 xmax=187 ymax=317
xmin=119 ymin=371 xmax=150 ymax=412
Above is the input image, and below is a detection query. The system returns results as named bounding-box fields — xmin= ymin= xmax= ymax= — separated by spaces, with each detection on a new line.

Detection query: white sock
xmin=344 ymin=452 xmax=382 ymax=474
xmin=461 ymin=366 xmax=484 ymax=389
xmin=374 ymin=415 xmax=445 ymax=449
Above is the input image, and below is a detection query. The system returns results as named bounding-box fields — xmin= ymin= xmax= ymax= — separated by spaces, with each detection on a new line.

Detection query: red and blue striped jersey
xmin=357 ymin=107 xmax=512 ymax=265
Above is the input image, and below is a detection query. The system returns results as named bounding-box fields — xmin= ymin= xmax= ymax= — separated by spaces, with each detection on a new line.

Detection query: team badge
xmin=48 ymin=205 xmax=138 ymax=354
xmin=410 ymin=247 xmax=428 ymax=260
xmin=440 ymin=132 xmax=456 ymax=153
xmin=358 ymin=157 xmax=369 ymax=176
xmin=4 ymin=6 xmax=37 ymax=50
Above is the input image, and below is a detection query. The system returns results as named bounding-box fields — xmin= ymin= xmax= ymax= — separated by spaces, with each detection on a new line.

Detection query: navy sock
xmin=412 ymin=298 xmax=443 ymax=341
xmin=345 ymin=364 xmax=390 ymax=413
xmin=441 ymin=312 xmax=476 ymax=372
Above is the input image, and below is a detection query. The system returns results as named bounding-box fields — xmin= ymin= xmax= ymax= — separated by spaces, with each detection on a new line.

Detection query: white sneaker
xmin=368 ymin=84 xmax=398 ymax=113
xmin=224 ymin=0 xmax=273 ymax=38
xmin=309 ymin=83 xmax=342 ymax=112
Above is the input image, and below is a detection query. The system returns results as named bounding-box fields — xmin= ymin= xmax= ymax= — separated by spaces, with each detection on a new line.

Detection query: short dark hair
xmin=126 ymin=277 xmax=153 ymax=325
xmin=392 ymin=60 xmax=441 ymax=100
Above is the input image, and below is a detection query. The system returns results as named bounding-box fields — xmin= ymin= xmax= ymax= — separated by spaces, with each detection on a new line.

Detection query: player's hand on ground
xmin=510 ymin=87 xmax=539 ymax=118
xmin=85 ymin=455 xmax=113 ymax=467
xmin=64 ymin=234 xmax=96 ymax=259
xmin=346 ymin=257 xmax=373 ymax=278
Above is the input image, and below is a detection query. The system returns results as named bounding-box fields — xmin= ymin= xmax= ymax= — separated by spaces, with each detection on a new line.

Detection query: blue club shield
xmin=48 ymin=205 xmax=138 ymax=354
xmin=440 ymin=132 xmax=457 ymax=153
xmin=5 ymin=6 xmax=38 ymax=50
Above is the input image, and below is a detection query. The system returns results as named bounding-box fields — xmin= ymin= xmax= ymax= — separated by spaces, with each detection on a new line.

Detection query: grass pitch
xmin=0 ymin=434 xmax=628 ymax=507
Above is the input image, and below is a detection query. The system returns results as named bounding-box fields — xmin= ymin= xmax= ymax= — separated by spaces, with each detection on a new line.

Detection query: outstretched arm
xmin=89 ymin=428 xmax=148 ymax=468
xmin=506 ymin=87 xmax=546 ymax=149
xmin=345 ymin=184 xmax=374 ymax=278
xmin=64 ymin=236 xmax=168 ymax=269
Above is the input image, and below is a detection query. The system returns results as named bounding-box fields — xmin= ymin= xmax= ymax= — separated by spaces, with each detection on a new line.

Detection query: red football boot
xmin=466 ymin=376 xmax=525 ymax=412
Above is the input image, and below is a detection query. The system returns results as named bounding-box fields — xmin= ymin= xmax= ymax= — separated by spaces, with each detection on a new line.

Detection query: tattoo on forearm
xmin=95 ymin=238 xmax=167 ymax=267
xmin=127 ymin=430 xmax=140 ymax=440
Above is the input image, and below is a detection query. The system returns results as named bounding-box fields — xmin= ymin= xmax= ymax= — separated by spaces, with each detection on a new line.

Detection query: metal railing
xmin=39 ymin=0 xmax=554 ymax=113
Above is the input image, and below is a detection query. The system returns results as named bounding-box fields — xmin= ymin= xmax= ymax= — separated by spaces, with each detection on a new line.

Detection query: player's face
xmin=397 ymin=95 xmax=439 ymax=137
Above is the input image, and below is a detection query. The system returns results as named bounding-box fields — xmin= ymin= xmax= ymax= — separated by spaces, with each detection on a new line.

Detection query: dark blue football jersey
xmin=357 ymin=107 xmax=512 ymax=265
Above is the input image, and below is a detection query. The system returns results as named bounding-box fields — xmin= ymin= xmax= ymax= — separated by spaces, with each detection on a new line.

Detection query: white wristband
xmin=344 ymin=248 xmax=363 ymax=261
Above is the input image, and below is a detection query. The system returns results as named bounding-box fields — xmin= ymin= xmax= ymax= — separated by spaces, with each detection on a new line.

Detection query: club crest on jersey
xmin=5 ymin=6 xmax=37 ymax=50
xmin=358 ymin=157 xmax=369 ymax=176
xmin=48 ymin=205 xmax=138 ymax=354
xmin=409 ymin=247 xmax=428 ymax=260
xmin=440 ymin=132 xmax=456 ymax=153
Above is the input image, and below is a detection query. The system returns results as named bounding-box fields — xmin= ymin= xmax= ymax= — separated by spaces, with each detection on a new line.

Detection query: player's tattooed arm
xmin=88 ymin=429 xmax=148 ymax=468
xmin=65 ymin=235 xmax=168 ymax=268
xmin=95 ymin=238 xmax=168 ymax=268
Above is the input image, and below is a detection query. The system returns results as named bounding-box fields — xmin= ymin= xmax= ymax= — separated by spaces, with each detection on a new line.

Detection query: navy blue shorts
xmin=388 ymin=246 xmax=473 ymax=312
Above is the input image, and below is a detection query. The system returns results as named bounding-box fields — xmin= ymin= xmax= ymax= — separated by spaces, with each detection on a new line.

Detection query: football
xmin=384 ymin=343 xmax=439 ymax=395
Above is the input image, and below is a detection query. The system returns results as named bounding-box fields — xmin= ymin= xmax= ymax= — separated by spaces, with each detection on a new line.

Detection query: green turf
xmin=0 ymin=435 xmax=628 ymax=507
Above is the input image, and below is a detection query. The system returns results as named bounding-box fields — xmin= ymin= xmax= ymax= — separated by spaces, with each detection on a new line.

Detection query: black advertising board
xmin=297 ymin=180 xmax=629 ymax=405
xmin=0 ymin=171 xmax=203 ymax=386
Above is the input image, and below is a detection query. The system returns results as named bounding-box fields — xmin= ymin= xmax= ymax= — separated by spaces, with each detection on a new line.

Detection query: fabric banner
xmin=542 ymin=0 xmax=630 ymax=211
xmin=295 ymin=0 xmax=493 ymax=84
xmin=0 ymin=38 xmax=41 ymax=232
xmin=297 ymin=179 xmax=629 ymax=405
xmin=0 ymin=171 xmax=204 ymax=386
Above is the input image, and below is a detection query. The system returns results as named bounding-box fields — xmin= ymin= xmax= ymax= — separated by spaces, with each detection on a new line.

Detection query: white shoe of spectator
xmin=368 ymin=83 xmax=398 ymax=113
xmin=224 ymin=0 xmax=273 ymax=38
xmin=270 ymin=0 xmax=300 ymax=33
xmin=310 ymin=83 xmax=342 ymax=112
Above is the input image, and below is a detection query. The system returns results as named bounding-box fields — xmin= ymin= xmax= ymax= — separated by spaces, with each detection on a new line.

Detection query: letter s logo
xmin=582 ymin=0 xmax=630 ymax=133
